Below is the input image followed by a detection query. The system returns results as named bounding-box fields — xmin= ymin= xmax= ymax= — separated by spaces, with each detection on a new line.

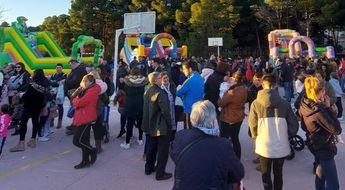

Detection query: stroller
xmin=286 ymin=135 xmax=305 ymax=160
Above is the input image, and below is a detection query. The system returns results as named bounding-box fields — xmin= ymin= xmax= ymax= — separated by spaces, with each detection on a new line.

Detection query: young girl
xmin=10 ymin=95 xmax=23 ymax=136
xmin=114 ymin=90 xmax=126 ymax=138
xmin=0 ymin=104 xmax=11 ymax=156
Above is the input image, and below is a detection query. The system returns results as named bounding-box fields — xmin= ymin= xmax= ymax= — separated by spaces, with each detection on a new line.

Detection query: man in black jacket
xmin=203 ymin=62 xmax=228 ymax=125
xmin=142 ymin=72 xmax=173 ymax=181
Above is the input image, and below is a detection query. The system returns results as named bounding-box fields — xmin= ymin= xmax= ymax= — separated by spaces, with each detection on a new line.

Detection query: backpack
xmin=7 ymin=73 xmax=24 ymax=90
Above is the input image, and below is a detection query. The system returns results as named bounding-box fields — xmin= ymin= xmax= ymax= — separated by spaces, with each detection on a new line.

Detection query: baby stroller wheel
xmin=289 ymin=135 xmax=305 ymax=151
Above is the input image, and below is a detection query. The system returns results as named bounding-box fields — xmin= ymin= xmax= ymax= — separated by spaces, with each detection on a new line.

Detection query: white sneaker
xmin=338 ymin=117 xmax=343 ymax=121
xmin=120 ymin=142 xmax=130 ymax=149
xmin=38 ymin=136 xmax=50 ymax=142
xmin=137 ymin=140 xmax=144 ymax=145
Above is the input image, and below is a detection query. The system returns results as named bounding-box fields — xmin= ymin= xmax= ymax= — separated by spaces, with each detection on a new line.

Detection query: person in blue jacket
xmin=177 ymin=60 xmax=204 ymax=129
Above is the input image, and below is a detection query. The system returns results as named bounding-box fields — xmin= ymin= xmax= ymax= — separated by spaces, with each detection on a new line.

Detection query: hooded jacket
xmin=298 ymin=97 xmax=342 ymax=159
xmin=123 ymin=74 xmax=147 ymax=118
xmin=249 ymin=89 xmax=299 ymax=158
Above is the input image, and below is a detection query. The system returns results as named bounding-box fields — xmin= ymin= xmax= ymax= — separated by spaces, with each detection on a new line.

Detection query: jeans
xmin=283 ymin=81 xmax=293 ymax=102
xmin=335 ymin=97 xmax=343 ymax=118
xmin=315 ymin=158 xmax=339 ymax=190
xmin=340 ymin=76 xmax=345 ymax=91
xmin=220 ymin=121 xmax=243 ymax=159
xmin=58 ymin=104 xmax=64 ymax=121
xmin=260 ymin=156 xmax=285 ymax=190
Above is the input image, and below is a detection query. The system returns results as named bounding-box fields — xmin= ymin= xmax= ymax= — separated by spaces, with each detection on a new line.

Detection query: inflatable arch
xmin=71 ymin=35 xmax=104 ymax=64
xmin=149 ymin=33 xmax=178 ymax=58
xmin=288 ymin=36 xmax=315 ymax=58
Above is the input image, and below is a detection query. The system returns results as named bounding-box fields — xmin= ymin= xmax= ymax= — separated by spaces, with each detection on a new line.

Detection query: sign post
xmin=208 ymin=37 xmax=223 ymax=57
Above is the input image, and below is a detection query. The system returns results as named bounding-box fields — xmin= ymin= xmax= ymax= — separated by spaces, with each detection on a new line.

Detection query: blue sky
xmin=0 ymin=0 xmax=71 ymax=26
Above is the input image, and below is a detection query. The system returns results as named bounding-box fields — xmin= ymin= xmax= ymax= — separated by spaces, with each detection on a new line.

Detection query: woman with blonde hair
xmin=299 ymin=76 xmax=342 ymax=190
xmin=72 ymin=75 xmax=100 ymax=169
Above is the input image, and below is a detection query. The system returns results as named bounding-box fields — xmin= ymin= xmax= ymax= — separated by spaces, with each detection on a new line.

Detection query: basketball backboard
xmin=208 ymin=38 xmax=223 ymax=46
xmin=124 ymin=12 xmax=156 ymax=34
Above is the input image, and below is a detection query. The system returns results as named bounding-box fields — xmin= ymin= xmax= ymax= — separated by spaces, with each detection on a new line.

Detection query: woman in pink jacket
xmin=0 ymin=104 xmax=11 ymax=156
xmin=72 ymin=75 xmax=100 ymax=169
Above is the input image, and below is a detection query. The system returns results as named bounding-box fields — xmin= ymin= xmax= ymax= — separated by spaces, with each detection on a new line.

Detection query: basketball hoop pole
xmin=113 ymin=25 xmax=140 ymax=91
xmin=217 ymin=46 xmax=220 ymax=58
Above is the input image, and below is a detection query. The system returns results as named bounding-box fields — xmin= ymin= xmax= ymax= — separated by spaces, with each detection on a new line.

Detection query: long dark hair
xmin=15 ymin=62 xmax=27 ymax=74
xmin=32 ymin=69 xmax=45 ymax=82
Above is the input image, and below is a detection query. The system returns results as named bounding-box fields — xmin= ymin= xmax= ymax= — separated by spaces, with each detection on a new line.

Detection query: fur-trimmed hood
xmin=123 ymin=74 xmax=147 ymax=87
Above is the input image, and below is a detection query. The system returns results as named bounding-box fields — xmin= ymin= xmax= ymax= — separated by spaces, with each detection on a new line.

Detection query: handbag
xmin=67 ymin=106 xmax=75 ymax=118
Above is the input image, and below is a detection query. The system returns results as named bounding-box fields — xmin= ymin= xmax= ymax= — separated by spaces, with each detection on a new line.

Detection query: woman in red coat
xmin=72 ymin=75 xmax=100 ymax=169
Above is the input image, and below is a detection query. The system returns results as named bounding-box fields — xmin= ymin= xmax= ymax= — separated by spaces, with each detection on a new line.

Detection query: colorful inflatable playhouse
xmin=268 ymin=29 xmax=335 ymax=59
xmin=120 ymin=32 xmax=187 ymax=64
xmin=0 ymin=17 xmax=103 ymax=74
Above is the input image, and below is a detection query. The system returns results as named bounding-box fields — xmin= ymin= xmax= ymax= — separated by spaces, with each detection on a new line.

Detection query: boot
xmin=10 ymin=141 xmax=25 ymax=152
xmin=90 ymin=148 xmax=97 ymax=164
xmin=95 ymin=140 xmax=103 ymax=154
xmin=74 ymin=161 xmax=90 ymax=169
xmin=57 ymin=119 xmax=62 ymax=129
xmin=27 ymin=138 xmax=36 ymax=148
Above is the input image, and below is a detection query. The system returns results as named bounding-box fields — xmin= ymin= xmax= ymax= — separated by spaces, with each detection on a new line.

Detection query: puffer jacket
xmin=299 ymin=97 xmax=342 ymax=159
xmin=72 ymin=84 xmax=100 ymax=126
xmin=218 ymin=84 xmax=247 ymax=124
xmin=123 ymin=74 xmax=147 ymax=118
xmin=249 ymin=89 xmax=299 ymax=158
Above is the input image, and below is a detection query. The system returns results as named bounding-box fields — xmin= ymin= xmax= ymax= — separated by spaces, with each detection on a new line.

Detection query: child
xmin=0 ymin=104 xmax=11 ymax=156
xmin=114 ymin=90 xmax=126 ymax=138
xmin=329 ymin=72 xmax=343 ymax=120
xmin=10 ymin=95 xmax=23 ymax=136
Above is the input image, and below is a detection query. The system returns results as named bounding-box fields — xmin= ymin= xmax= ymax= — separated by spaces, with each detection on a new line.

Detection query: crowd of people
xmin=0 ymin=54 xmax=344 ymax=190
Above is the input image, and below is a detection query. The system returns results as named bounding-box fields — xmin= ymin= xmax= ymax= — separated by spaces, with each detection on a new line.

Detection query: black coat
xmin=64 ymin=64 xmax=87 ymax=96
xmin=20 ymin=77 xmax=50 ymax=113
xmin=141 ymin=84 xmax=172 ymax=136
xmin=299 ymin=97 xmax=342 ymax=159
xmin=50 ymin=72 xmax=67 ymax=87
xmin=123 ymin=75 xmax=147 ymax=118
xmin=170 ymin=128 xmax=244 ymax=190
xmin=204 ymin=71 xmax=226 ymax=113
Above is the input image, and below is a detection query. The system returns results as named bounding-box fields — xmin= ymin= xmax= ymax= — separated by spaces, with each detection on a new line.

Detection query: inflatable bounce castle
xmin=268 ymin=29 xmax=335 ymax=59
xmin=120 ymin=32 xmax=187 ymax=64
xmin=0 ymin=16 xmax=104 ymax=74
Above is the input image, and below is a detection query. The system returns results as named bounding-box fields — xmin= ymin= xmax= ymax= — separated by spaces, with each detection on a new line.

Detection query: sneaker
xmin=27 ymin=139 xmax=36 ymax=148
xmin=120 ymin=142 xmax=130 ymax=149
xmin=137 ymin=140 xmax=144 ymax=145
xmin=38 ymin=136 xmax=50 ymax=142
xmin=338 ymin=117 xmax=343 ymax=121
